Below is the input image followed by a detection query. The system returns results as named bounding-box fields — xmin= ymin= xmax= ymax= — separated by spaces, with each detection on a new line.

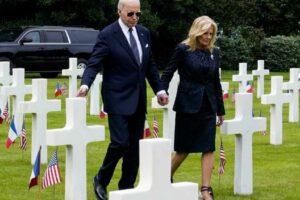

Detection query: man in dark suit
xmin=76 ymin=0 xmax=168 ymax=199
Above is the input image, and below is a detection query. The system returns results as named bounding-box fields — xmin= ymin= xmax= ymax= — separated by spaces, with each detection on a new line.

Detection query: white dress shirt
xmin=118 ymin=18 xmax=142 ymax=63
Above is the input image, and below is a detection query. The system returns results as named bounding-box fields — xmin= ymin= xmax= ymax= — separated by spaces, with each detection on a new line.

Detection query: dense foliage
xmin=0 ymin=0 xmax=299 ymax=70
xmin=261 ymin=36 xmax=300 ymax=71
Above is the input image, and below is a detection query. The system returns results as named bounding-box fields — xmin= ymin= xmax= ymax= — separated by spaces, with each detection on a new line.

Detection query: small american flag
xmin=231 ymin=88 xmax=236 ymax=103
xmin=218 ymin=139 xmax=226 ymax=175
xmin=61 ymin=82 xmax=68 ymax=96
xmin=3 ymin=100 xmax=10 ymax=124
xmin=42 ymin=149 xmax=62 ymax=189
xmin=19 ymin=118 xmax=27 ymax=150
xmin=153 ymin=114 xmax=159 ymax=138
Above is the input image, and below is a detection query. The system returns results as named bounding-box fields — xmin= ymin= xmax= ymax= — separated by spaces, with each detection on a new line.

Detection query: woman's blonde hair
xmin=182 ymin=16 xmax=218 ymax=51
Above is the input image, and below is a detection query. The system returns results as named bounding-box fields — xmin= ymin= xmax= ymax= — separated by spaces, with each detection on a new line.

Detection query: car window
xmin=45 ymin=31 xmax=67 ymax=43
xmin=0 ymin=28 xmax=24 ymax=42
xmin=23 ymin=31 xmax=41 ymax=43
xmin=68 ymin=30 xmax=98 ymax=44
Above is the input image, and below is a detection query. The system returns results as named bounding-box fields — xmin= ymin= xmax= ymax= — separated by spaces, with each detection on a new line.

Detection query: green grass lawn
xmin=0 ymin=71 xmax=299 ymax=200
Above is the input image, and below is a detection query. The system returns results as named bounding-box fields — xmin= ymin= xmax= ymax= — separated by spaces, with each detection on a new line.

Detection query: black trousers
xmin=96 ymin=99 xmax=145 ymax=190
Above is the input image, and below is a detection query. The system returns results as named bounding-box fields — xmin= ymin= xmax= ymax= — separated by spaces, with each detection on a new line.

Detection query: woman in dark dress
xmin=161 ymin=16 xmax=225 ymax=200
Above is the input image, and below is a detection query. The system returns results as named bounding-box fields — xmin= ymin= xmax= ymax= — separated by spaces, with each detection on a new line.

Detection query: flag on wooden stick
xmin=19 ymin=117 xmax=27 ymax=150
xmin=0 ymin=108 xmax=3 ymax=124
xmin=29 ymin=146 xmax=41 ymax=189
xmin=246 ymin=81 xmax=254 ymax=93
xmin=223 ymin=90 xmax=229 ymax=100
xmin=61 ymin=82 xmax=68 ymax=96
xmin=99 ymin=104 xmax=107 ymax=119
xmin=6 ymin=116 xmax=18 ymax=149
xmin=152 ymin=113 xmax=159 ymax=138
xmin=54 ymin=82 xmax=62 ymax=97
xmin=42 ymin=148 xmax=62 ymax=189
xmin=3 ymin=99 xmax=10 ymax=124
xmin=143 ymin=118 xmax=151 ymax=138
xmin=218 ymin=138 xmax=226 ymax=175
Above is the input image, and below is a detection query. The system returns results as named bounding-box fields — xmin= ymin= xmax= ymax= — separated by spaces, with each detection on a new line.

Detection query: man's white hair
xmin=118 ymin=0 xmax=140 ymax=10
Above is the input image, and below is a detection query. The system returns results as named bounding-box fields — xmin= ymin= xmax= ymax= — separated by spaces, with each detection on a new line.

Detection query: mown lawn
xmin=0 ymin=70 xmax=299 ymax=200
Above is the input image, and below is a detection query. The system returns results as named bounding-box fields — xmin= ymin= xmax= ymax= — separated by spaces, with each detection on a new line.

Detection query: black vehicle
xmin=0 ymin=26 xmax=98 ymax=78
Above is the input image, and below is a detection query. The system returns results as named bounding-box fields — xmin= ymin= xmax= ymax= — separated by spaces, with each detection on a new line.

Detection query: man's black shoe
xmin=93 ymin=176 xmax=107 ymax=200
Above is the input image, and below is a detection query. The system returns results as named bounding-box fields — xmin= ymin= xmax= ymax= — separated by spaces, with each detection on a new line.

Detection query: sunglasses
xmin=127 ymin=12 xmax=142 ymax=17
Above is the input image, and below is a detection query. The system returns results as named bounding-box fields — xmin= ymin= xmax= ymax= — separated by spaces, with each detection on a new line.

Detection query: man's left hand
xmin=216 ymin=115 xmax=224 ymax=126
xmin=157 ymin=93 xmax=169 ymax=106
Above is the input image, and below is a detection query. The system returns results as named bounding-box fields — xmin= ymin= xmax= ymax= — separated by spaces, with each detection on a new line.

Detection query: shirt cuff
xmin=80 ymin=85 xmax=89 ymax=90
xmin=156 ymin=90 xmax=166 ymax=96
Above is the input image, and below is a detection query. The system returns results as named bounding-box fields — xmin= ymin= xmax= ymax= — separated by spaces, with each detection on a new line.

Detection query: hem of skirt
xmin=174 ymin=148 xmax=215 ymax=153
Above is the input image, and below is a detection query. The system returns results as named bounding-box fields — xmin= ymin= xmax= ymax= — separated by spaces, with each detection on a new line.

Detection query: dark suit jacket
xmin=81 ymin=21 xmax=162 ymax=115
xmin=161 ymin=43 xmax=225 ymax=116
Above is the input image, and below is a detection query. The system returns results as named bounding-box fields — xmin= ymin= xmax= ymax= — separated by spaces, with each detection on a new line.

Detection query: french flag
xmin=0 ymin=108 xmax=3 ymax=124
xmin=6 ymin=116 xmax=18 ymax=149
xmin=246 ymin=82 xmax=253 ymax=93
xmin=99 ymin=104 xmax=107 ymax=119
xmin=54 ymin=82 xmax=62 ymax=97
xmin=143 ymin=118 xmax=151 ymax=138
xmin=29 ymin=146 xmax=41 ymax=189
xmin=223 ymin=91 xmax=229 ymax=100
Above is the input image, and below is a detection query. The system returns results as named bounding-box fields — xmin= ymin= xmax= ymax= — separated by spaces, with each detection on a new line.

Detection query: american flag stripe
xmin=218 ymin=139 xmax=226 ymax=175
xmin=153 ymin=114 xmax=159 ymax=138
xmin=43 ymin=165 xmax=61 ymax=188
xmin=19 ymin=121 xmax=27 ymax=150
xmin=61 ymin=82 xmax=68 ymax=96
xmin=42 ymin=149 xmax=62 ymax=189
xmin=3 ymin=101 xmax=10 ymax=124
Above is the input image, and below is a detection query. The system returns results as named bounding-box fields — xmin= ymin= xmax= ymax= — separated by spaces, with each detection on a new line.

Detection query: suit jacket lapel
xmin=113 ymin=22 xmax=140 ymax=68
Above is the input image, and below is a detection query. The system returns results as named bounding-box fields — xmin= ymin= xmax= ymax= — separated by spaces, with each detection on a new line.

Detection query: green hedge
xmin=217 ymin=26 xmax=264 ymax=70
xmin=261 ymin=36 xmax=300 ymax=72
xmin=217 ymin=27 xmax=300 ymax=72
xmin=218 ymin=35 xmax=253 ymax=70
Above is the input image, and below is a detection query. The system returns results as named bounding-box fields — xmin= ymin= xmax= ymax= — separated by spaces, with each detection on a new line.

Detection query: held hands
xmin=157 ymin=93 xmax=169 ymax=106
xmin=76 ymin=86 xmax=88 ymax=97
xmin=216 ymin=115 xmax=224 ymax=127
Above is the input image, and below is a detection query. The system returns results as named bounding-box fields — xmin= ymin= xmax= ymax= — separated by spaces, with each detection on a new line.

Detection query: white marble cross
xmin=0 ymin=61 xmax=12 ymax=86
xmin=219 ymin=68 xmax=230 ymax=95
xmin=221 ymin=82 xmax=229 ymax=93
xmin=47 ymin=98 xmax=105 ymax=200
xmin=151 ymin=71 xmax=179 ymax=148
xmin=1 ymin=68 xmax=32 ymax=133
xmin=282 ymin=68 xmax=300 ymax=122
xmin=262 ymin=76 xmax=292 ymax=145
xmin=232 ymin=63 xmax=253 ymax=93
xmin=17 ymin=79 xmax=61 ymax=164
xmin=221 ymin=93 xmax=266 ymax=195
xmin=110 ymin=138 xmax=198 ymax=200
xmin=0 ymin=61 xmax=13 ymax=109
xmin=90 ymin=73 xmax=102 ymax=115
xmin=62 ymin=58 xmax=84 ymax=97
xmin=252 ymin=60 xmax=269 ymax=98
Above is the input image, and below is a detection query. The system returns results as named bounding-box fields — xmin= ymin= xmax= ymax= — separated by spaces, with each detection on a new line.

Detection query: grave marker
xmin=47 ymin=98 xmax=105 ymax=200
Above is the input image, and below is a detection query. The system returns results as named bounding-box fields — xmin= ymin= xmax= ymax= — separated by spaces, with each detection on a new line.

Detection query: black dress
xmin=175 ymin=92 xmax=216 ymax=153
xmin=161 ymin=43 xmax=225 ymax=153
